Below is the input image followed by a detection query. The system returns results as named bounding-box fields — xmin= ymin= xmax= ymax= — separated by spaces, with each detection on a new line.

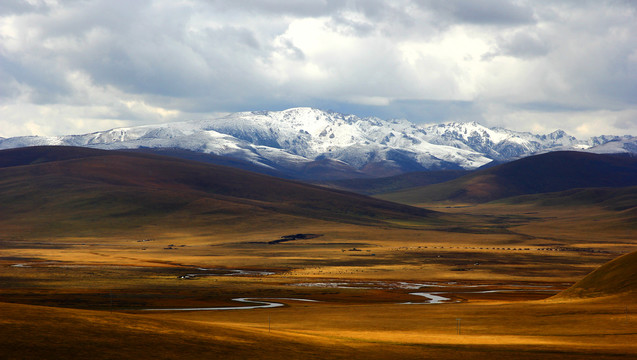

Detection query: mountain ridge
xmin=1 ymin=107 xmax=635 ymax=180
xmin=377 ymin=151 xmax=637 ymax=204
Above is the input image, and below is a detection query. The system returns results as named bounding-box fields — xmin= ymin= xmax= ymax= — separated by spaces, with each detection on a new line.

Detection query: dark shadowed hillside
xmin=0 ymin=146 xmax=440 ymax=238
xmin=130 ymin=148 xmax=370 ymax=181
xmin=316 ymin=170 xmax=469 ymax=195
xmin=378 ymin=152 xmax=637 ymax=204
xmin=500 ymin=186 xmax=637 ymax=212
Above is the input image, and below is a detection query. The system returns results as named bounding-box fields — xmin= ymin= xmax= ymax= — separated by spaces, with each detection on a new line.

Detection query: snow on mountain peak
xmin=0 ymin=107 xmax=634 ymax=179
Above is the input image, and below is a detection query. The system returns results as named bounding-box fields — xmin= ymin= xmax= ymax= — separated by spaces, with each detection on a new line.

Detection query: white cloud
xmin=0 ymin=0 xmax=635 ymax=138
xmin=345 ymin=96 xmax=392 ymax=106
xmin=481 ymin=104 xmax=637 ymax=138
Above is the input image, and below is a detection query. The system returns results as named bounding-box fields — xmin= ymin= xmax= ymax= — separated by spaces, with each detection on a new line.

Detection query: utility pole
xmin=268 ymin=314 xmax=271 ymax=332
xmin=456 ymin=318 xmax=461 ymax=335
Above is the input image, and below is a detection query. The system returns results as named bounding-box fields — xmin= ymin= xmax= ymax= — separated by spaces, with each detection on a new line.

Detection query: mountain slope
xmin=423 ymin=122 xmax=582 ymax=160
xmin=378 ymin=152 xmax=637 ymax=204
xmin=0 ymin=146 xmax=440 ymax=238
xmin=316 ymin=170 xmax=469 ymax=195
xmin=555 ymin=250 xmax=637 ymax=299
xmin=0 ymin=109 xmax=492 ymax=178
xmin=2 ymin=108 xmax=633 ymax=181
xmin=501 ymin=186 xmax=637 ymax=212
xmin=0 ymin=301 xmax=398 ymax=360
xmin=128 ymin=147 xmax=370 ymax=180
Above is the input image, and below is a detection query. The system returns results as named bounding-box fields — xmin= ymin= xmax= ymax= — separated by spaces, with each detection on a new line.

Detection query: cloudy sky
xmin=1 ymin=0 xmax=636 ymax=138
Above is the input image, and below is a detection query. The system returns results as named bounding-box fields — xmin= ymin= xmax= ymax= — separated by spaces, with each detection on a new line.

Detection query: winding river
xmin=141 ymin=280 xmax=558 ymax=311
xmin=143 ymin=298 xmax=319 ymax=311
xmin=401 ymin=292 xmax=453 ymax=304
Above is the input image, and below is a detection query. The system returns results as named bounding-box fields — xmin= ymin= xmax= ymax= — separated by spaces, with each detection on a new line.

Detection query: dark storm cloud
xmin=0 ymin=54 xmax=72 ymax=104
xmin=205 ymin=0 xmax=344 ymax=17
xmin=0 ymin=1 xmax=36 ymax=15
xmin=418 ymin=0 xmax=536 ymax=25
xmin=75 ymin=24 xmax=265 ymax=98
xmin=486 ymin=31 xmax=551 ymax=59
xmin=3 ymin=0 xmax=271 ymax=102
xmin=515 ymin=101 xmax=599 ymax=113
xmin=0 ymin=0 xmax=53 ymax=15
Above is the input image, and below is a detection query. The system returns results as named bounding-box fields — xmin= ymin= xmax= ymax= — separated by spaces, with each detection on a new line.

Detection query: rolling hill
xmin=0 ymin=146 xmax=440 ymax=238
xmin=378 ymin=152 xmax=637 ymax=204
xmin=555 ymin=250 xmax=637 ymax=299
xmin=500 ymin=186 xmax=637 ymax=212
xmin=0 ymin=301 xmax=392 ymax=360
xmin=315 ymin=170 xmax=469 ymax=195
xmin=130 ymin=147 xmax=372 ymax=181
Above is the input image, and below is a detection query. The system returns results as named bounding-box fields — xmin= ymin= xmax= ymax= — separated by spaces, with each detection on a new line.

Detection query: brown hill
xmin=131 ymin=147 xmax=371 ymax=180
xmin=500 ymin=186 xmax=637 ymax=212
xmin=315 ymin=169 xmax=469 ymax=195
xmin=0 ymin=146 xmax=439 ymax=238
xmin=555 ymin=250 xmax=637 ymax=299
xmin=0 ymin=301 xmax=389 ymax=360
xmin=378 ymin=151 xmax=637 ymax=204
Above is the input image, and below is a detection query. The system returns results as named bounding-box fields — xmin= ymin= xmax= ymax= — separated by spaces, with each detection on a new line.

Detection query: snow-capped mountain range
xmin=1 ymin=107 xmax=635 ymax=179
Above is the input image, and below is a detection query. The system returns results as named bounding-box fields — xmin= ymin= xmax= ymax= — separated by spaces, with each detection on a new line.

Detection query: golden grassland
xmin=2 ymin=296 xmax=636 ymax=360
xmin=1 ymin=203 xmax=636 ymax=359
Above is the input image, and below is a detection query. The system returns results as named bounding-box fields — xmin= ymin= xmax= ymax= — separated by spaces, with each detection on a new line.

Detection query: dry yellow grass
xmin=2 ymin=297 xmax=636 ymax=360
xmin=1 ymin=202 xmax=635 ymax=359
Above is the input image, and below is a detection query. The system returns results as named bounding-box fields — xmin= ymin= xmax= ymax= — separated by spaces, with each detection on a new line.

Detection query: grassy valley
xmin=0 ymin=147 xmax=636 ymax=359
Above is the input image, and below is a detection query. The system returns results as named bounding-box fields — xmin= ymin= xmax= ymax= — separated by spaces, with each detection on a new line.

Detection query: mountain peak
xmin=0 ymin=108 xmax=634 ymax=180
xmin=545 ymin=129 xmax=570 ymax=139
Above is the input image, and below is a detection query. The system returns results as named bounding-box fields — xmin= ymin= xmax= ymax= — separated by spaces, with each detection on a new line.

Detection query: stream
xmin=143 ymin=298 xmax=319 ymax=311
